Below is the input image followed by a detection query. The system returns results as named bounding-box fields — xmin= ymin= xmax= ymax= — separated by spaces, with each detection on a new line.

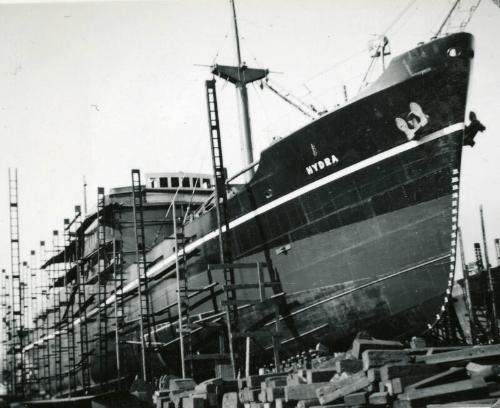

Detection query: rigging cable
xmin=358 ymin=0 xmax=418 ymax=91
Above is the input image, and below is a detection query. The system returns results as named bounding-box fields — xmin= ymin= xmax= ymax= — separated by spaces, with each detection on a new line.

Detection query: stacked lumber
xmin=233 ymin=339 xmax=500 ymax=408
xmin=153 ymin=377 xmax=238 ymax=408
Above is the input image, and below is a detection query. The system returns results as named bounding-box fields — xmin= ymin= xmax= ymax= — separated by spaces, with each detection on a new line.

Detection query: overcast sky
xmin=0 ymin=0 xmax=499 ymax=276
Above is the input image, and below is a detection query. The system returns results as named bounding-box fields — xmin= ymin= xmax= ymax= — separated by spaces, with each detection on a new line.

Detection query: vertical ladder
xmin=172 ymin=203 xmax=193 ymax=378
xmin=39 ymin=240 xmax=51 ymax=395
xmin=74 ymin=206 xmax=91 ymax=392
xmin=480 ymin=206 xmax=499 ymax=342
xmin=52 ymin=230 xmax=63 ymax=394
xmin=473 ymin=242 xmax=493 ymax=343
xmin=131 ymin=169 xmax=152 ymax=382
xmin=29 ymin=250 xmax=39 ymax=395
xmin=63 ymin=218 xmax=77 ymax=394
xmin=1 ymin=269 xmax=9 ymax=390
xmin=96 ymin=187 xmax=109 ymax=389
xmin=111 ymin=205 xmax=126 ymax=389
xmin=206 ymin=79 xmax=238 ymax=376
xmin=458 ymin=228 xmax=476 ymax=344
xmin=8 ymin=168 xmax=25 ymax=397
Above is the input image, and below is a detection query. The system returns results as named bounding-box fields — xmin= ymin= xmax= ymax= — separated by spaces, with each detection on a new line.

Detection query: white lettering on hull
xmin=306 ymin=154 xmax=339 ymax=176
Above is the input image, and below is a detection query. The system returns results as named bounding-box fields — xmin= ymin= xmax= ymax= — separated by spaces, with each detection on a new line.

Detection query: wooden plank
xmin=343 ymin=391 xmax=366 ymax=405
xmin=405 ymin=367 xmax=468 ymax=391
xmin=265 ymin=377 xmax=287 ymax=388
xmin=367 ymin=368 xmax=381 ymax=382
xmin=406 ymin=346 xmax=471 ymax=356
xmin=351 ymin=338 xmax=404 ymax=359
xmin=362 ymin=349 xmax=410 ymax=371
xmin=316 ymin=371 xmax=366 ymax=399
xmin=335 ymin=359 xmax=363 ymax=374
xmin=247 ymin=373 xmax=287 ymax=389
xmin=415 ymin=344 xmax=500 ymax=365
xmin=466 ymin=362 xmax=500 ymax=379
xmin=306 ymin=369 xmax=337 ymax=384
xmin=296 ymin=398 xmax=320 ymax=408
xmin=284 ymin=382 xmax=329 ymax=402
xmin=318 ymin=376 xmax=371 ymax=405
xmin=369 ymin=391 xmax=388 ymax=405
xmin=391 ymin=374 xmax=453 ymax=395
xmin=258 ymin=389 xmax=267 ymax=403
xmin=398 ymin=378 xmax=488 ymax=406
xmin=380 ymin=363 xmax=444 ymax=381
xmin=426 ymin=398 xmax=498 ymax=408
xmin=266 ymin=387 xmax=285 ymax=402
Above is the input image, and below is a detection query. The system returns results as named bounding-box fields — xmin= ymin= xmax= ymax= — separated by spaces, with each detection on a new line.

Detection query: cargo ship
xmin=13 ymin=5 xmax=477 ymax=400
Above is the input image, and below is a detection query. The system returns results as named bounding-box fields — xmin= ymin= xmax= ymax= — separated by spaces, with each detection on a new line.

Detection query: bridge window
xmin=159 ymin=177 xmax=168 ymax=188
xmin=182 ymin=178 xmax=190 ymax=188
xmin=171 ymin=177 xmax=179 ymax=187
xmin=202 ymin=178 xmax=211 ymax=189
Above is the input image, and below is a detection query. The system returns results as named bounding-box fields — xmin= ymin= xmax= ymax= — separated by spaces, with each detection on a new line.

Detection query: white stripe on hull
xmin=24 ymin=122 xmax=464 ymax=350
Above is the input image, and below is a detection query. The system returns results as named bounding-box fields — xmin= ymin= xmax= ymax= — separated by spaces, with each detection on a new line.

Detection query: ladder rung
xmin=185 ymin=353 xmax=230 ymax=362
xmin=223 ymin=282 xmax=281 ymax=290
xmin=209 ymin=262 xmax=267 ymax=270
xmin=233 ymin=330 xmax=284 ymax=339
xmin=222 ymin=299 xmax=263 ymax=306
xmin=186 ymin=320 xmax=224 ymax=329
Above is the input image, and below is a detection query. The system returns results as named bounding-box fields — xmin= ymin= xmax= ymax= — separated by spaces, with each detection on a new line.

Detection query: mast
xmin=212 ymin=0 xmax=268 ymax=181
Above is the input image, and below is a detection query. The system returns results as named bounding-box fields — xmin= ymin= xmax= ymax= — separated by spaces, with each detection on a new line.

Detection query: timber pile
xmin=153 ymin=339 xmax=500 ymax=408
xmin=236 ymin=338 xmax=500 ymax=408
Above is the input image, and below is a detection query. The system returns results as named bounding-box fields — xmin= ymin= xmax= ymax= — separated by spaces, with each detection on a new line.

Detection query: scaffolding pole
xmin=131 ymin=169 xmax=152 ymax=382
xmin=480 ymin=206 xmax=499 ymax=342
xmin=63 ymin=218 xmax=77 ymax=395
xmin=96 ymin=187 xmax=109 ymax=390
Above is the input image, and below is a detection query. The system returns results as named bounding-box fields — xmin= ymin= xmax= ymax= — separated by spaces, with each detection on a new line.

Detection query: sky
xmin=0 ymin=0 xmax=499 ymax=277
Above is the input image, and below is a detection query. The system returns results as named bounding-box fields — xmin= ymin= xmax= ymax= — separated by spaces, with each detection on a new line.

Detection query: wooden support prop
xmin=335 ymin=359 xmax=363 ymax=374
xmin=285 ymin=373 xmax=305 ymax=386
xmin=296 ymin=399 xmax=320 ymax=408
xmin=391 ymin=374 xmax=454 ymax=395
xmin=284 ymin=382 xmax=330 ymax=401
xmin=416 ymin=344 xmax=500 ymax=365
xmin=258 ymin=389 xmax=267 ymax=403
xmin=247 ymin=373 xmax=287 ymax=389
xmin=380 ymin=363 xmax=444 ymax=381
xmin=466 ymin=362 xmax=500 ymax=379
xmin=369 ymin=391 xmax=388 ymax=405
xmin=306 ymin=369 xmax=337 ymax=384
xmin=405 ymin=367 xmax=468 ymax=391
xmin=182 ymin=397 xmax=205 ymax=408
xmin=397 ymin=377 xmax=488 ymax=407
xmin=362 ymin=349 xmax=410 ymax=371
xmin=266 ymin=387 xmax=285 ymax=402
xmin=264 ymin=377 xmax=287 ymax=388
xmin=367 ymin=368 xmax=381 ymax=382
xmin=343 ymin=391 xmax=367 ymax=405
xmin=426 ymin=398 xmax=499 ymax=408
xmin=316 ymin=371 xmax=366 ymax=400
xmin=318 ymin=375 xmax=371 ymax=405
xmin=222 ymin=392 xmax=239 ymax=408
xmin=351 ymin=338 xmax=404 ymax=359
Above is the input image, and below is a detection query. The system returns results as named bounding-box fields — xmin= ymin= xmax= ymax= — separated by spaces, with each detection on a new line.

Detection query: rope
xmin=382 ymin=0 xmax=419 ymax=35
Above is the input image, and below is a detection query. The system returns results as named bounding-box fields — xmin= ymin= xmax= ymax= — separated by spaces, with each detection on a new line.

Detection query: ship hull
xmin=113 ymin=28 xmax=470 ymax=379
xmin=30 ymin=32 xmax=473 ymax=393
